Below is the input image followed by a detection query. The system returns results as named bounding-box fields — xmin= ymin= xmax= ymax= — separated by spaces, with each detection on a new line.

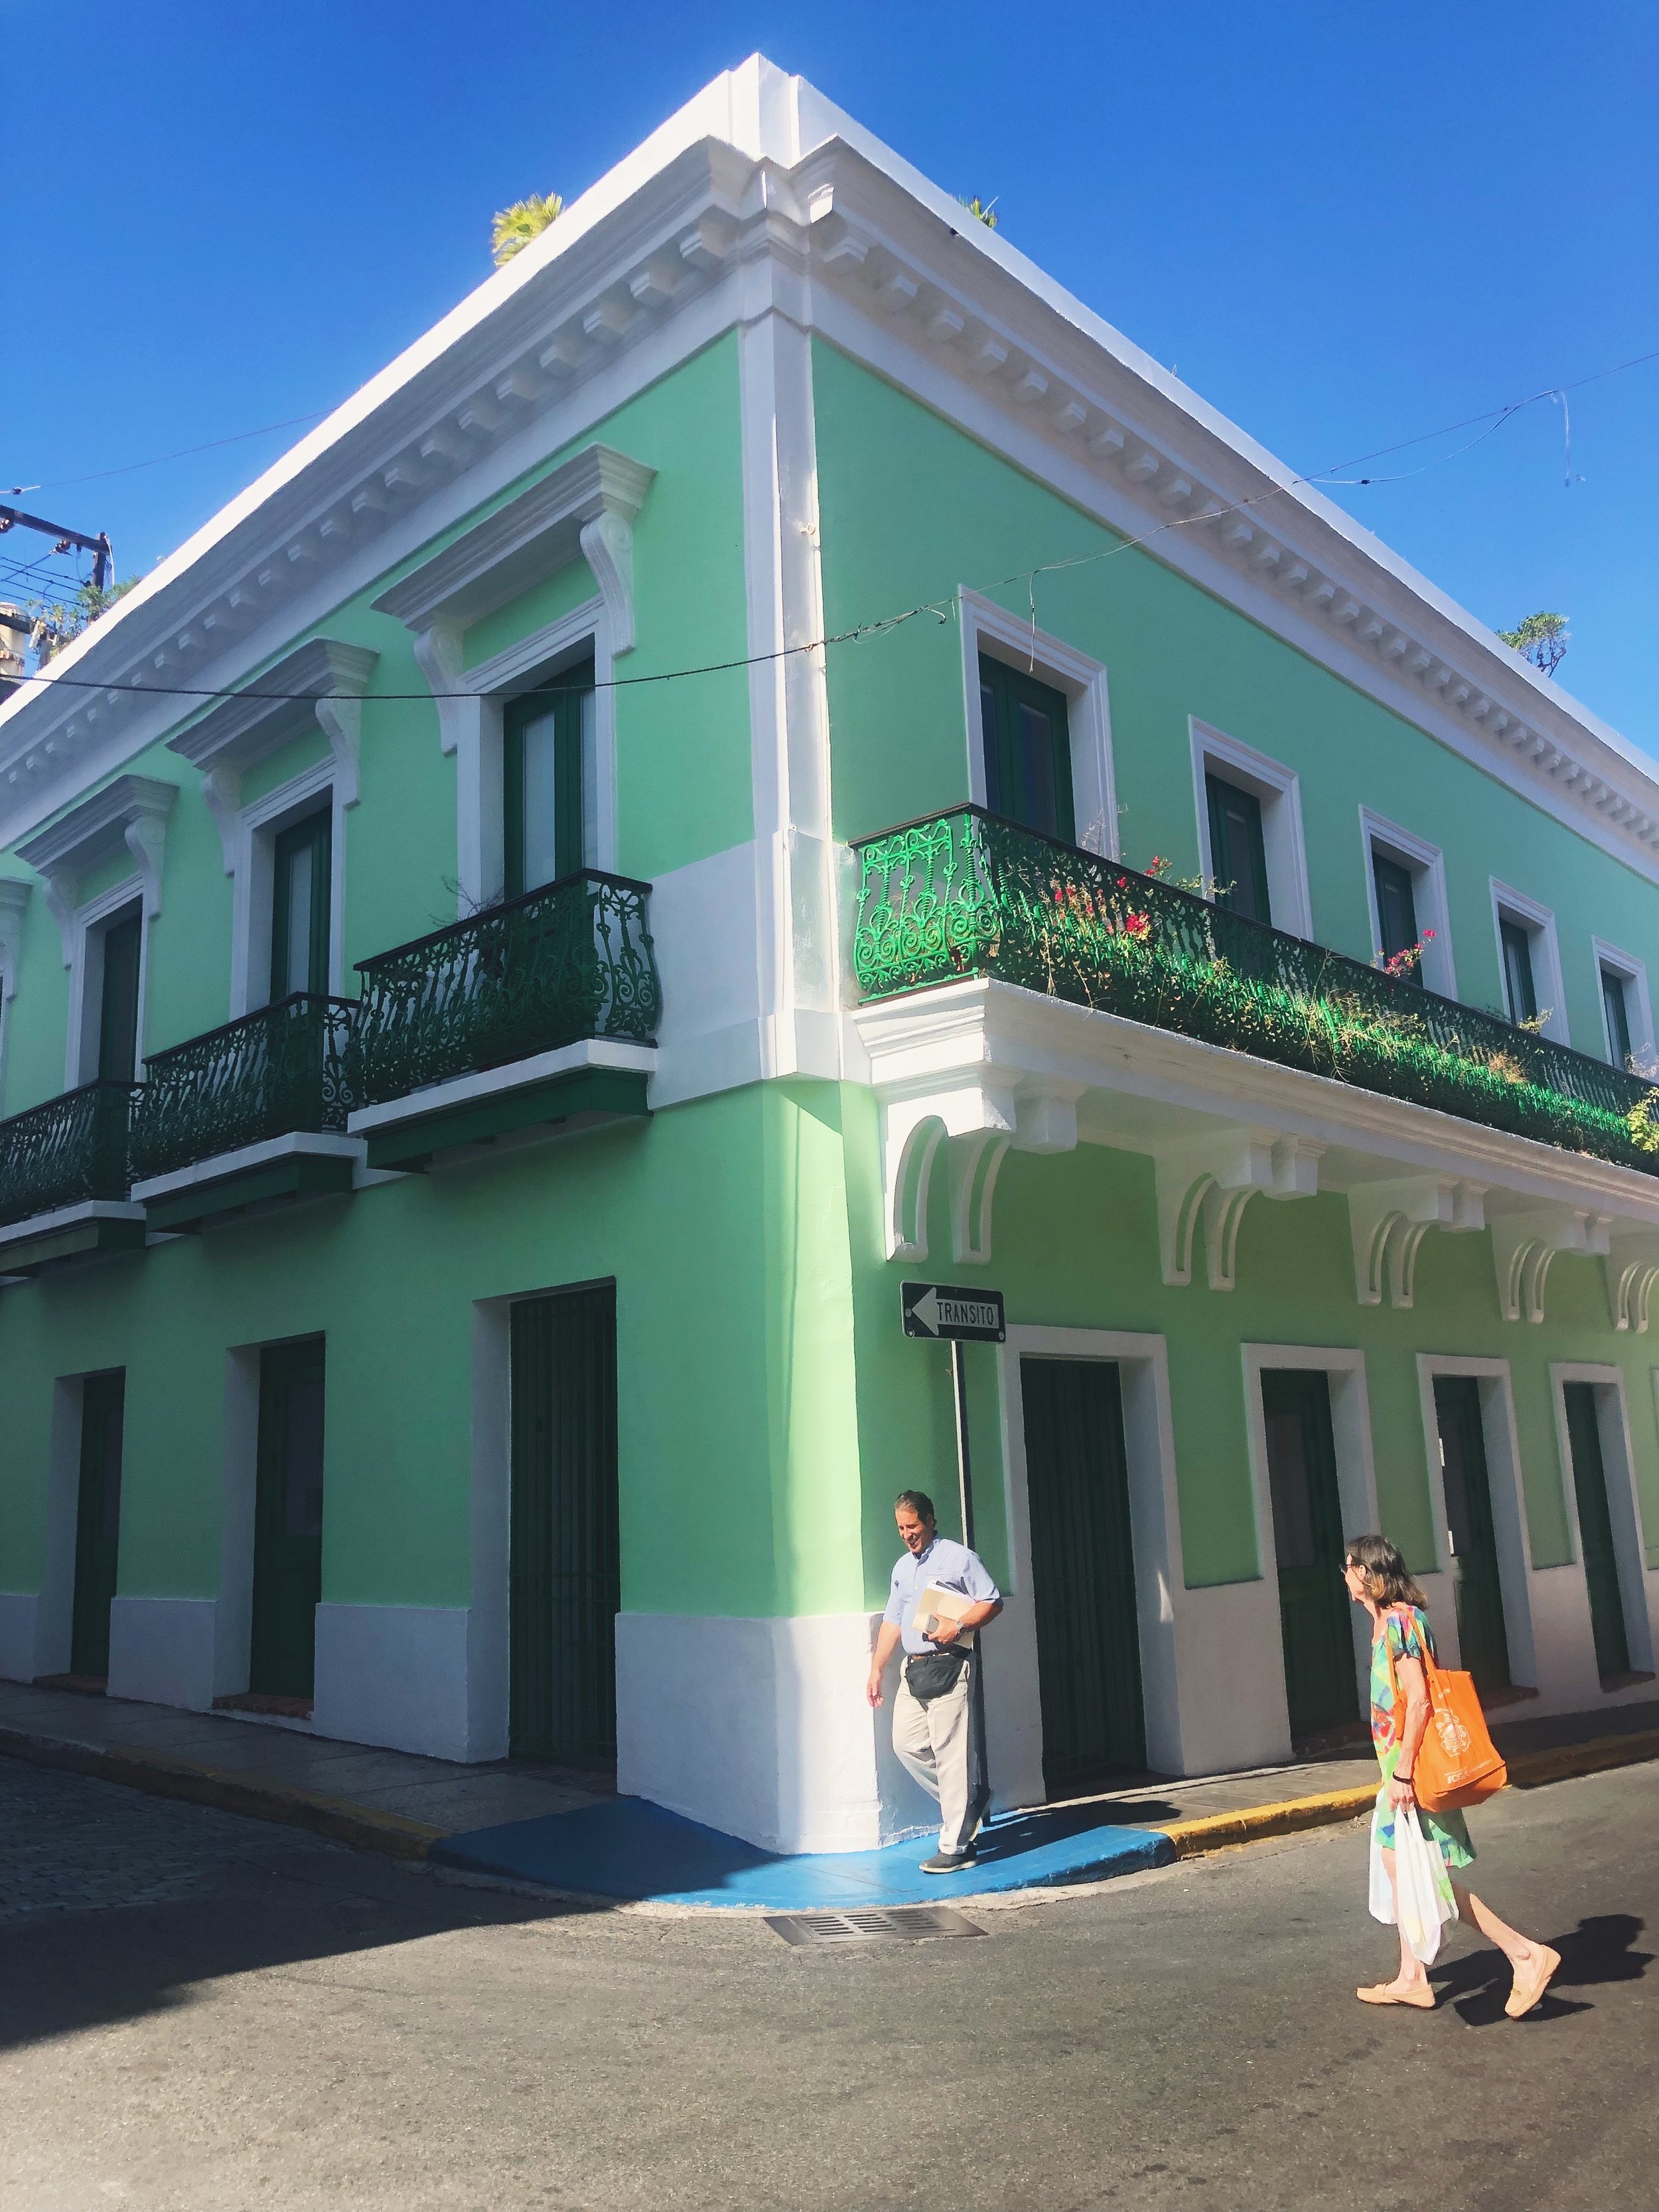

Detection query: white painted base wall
xmin=0 ymin=1593 xmax=46 ymax=1684
xmin=312 ymin=1603 xmax=499 ymax=1764
xmin=615 ymin=1609 xmax=939 ymax=1854
xmin=108 ymin=1596 xmax=220 ymax=1710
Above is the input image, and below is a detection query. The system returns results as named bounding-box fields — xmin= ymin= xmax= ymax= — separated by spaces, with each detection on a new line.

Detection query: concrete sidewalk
xmin=3 ymin=1677 xmax=1656 ymax=1907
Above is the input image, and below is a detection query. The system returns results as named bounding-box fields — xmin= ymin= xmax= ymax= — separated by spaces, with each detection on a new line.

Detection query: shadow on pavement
xmin=1433 ymin=1912 xmax=1652 ymax=2026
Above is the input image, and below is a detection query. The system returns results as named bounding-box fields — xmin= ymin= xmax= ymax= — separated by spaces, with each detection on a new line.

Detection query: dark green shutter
xmin=1433 ymin=1376 xmax=1511 ymax=1694
xmin=1206 ymin=774 xmax=1272 ymax=928
xmin=269 ymin=808 xmax=332 ymax=1000
xmin=1020 ymin=1357 xmax=1145 ymax=1788
xmin=1562 ymin=1382 xmax=1632 ymax=1681
xmin=250 ymin=1338 xmax=326 ymax=1700
xmin=1602 ymin=968 xmax=1634 ymax=1069
xmin=97 ymin=909 xmax=143 ymax=1082
xmin=509 ymin=1282 xmax=620 ymax=1765
xmin=1261 ymin=1368 xmax=1357 ymax=1739
xmin=977 ymin=655 xmax=1074 ymax=844
xmin=504 ymin=660 xmax=593 ymax=901
xmin=1372 ymin=852 xmax=1421 ymax=974
xmin=70 ymin=1370 xmax=125 ymax=1680
xmin=1500 ymin=919 xmax=1538 ymax=1025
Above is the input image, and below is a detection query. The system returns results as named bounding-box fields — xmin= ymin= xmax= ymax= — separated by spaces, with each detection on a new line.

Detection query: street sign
xmin=901 ymin=1282 xmax=1006 ymax=1343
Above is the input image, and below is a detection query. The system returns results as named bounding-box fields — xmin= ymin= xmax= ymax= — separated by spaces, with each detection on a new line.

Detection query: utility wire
xmin=4 ymin=407 xmax=334 ymax=496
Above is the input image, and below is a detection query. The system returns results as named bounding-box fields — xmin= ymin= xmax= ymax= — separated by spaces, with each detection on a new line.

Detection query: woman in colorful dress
xmin=1344 ymin=1533 xmax=1560 ymax=2015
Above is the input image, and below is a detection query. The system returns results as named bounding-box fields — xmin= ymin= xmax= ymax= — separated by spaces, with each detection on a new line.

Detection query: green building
xmin=2 ymin=58 xmax=1656 ymax=1852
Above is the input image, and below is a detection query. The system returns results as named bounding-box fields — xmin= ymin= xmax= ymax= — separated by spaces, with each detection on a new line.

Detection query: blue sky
xmin=4 ymin=1 xmax=1654 ymax=747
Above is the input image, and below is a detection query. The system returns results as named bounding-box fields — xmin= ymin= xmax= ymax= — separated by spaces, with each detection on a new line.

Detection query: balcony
xmin=0 ymin=1080 xmax=144 ymax=1272
xmin=849 ymin=809 xmax=1659 ymax=1317
xmin=129 ymin=994 xmax=358 ymax=1232
xmin=346 ymin=870 xmax=661 ymax=1171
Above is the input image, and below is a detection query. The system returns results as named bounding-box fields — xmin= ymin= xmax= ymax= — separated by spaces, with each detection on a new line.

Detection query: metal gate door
xmin=510 ymin=1284 xmax=620 ymax=1765
xmin=70 ymin=1370 xmax=125 ymax=1680
xmin=250 ymin=1338 xmax=326 ymax=1699
xmin=1562 ymin=1382 xmax=1632 ymax=1681
xmin=1020 ymin=1357 xmax=1145 ymax=1790
xmin=1433 ymin=1376 xmax=1512 ymax=1694
xmin=1261 ymin=1368 xmax=1357 ymax=1740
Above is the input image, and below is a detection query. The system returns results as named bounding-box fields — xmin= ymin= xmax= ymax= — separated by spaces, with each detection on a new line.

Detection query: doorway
xmin=1561 ymin=1381 xmax=1633 ymax=1683
xmin=1019 ymin=1357 xmax=1145 ymax=1789
xmin=1433 ymin=1376 xmax=1512 ymax=1694
xmin=69 ymin=1370 xmax=125 ymax=1681
xmin=1261 ymin=1368 xmax=1358 ymax=1739
xmin=249 ymin=1338 xmax=326 ymax=1700
xmin=508 ymin=1283 xmax=619 ymax=1766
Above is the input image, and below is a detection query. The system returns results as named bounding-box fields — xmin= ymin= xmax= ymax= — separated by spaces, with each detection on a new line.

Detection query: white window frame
xmin=1590 ymin=936 xmax=1656 ymax=1074
xmin=960 ymin=590 xmax=1116 ymax=857
xmin=230 ymin=763 xmax=347 ymax=1016
xmin=1413 ymin=1355 xmax=1538 ymax=1687
xmin=1550 ymin=1363 xmax=1658 ymax=1680
xmin=459 ymin=599 xmax=617 ymax=913
xmin=0 ymin=879 xmax=27 ymax=1112
xmin=1490 ymin=880 xmax=1569 ymax=1044
xmin=1358 ymin=808 xmax=1458 ymax=999
xmin=1190 ymin=721 xmax=1313 ymax=939
xmin=66 ymin=877 xmax=151 ymax=1088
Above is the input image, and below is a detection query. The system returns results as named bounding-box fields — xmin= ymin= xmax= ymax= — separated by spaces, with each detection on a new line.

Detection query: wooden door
xmin=1433 ymin=1376 xmax=1512 ymax=1694
xmin=1562 ymin=1382 xmax=1632 ymax=1681
xmin=270 ymin=808 xmax=332 ymax=999
xmin=97 ymin=909 xmax=143 ymax=1082
xmin=69 ymin=1370 xmax=125 ymax=1680
xmin=504 ymin=659 xmax=595 ymax=899
xmin=509 ymin=1284 xmax=620 ymax=1765
xmin=1021 ymin=1357 xmax=1146 ymax=1789
xmin=1206 ymin=774 xmax=1272 ymax=926
xmin=978 ymin=655 xmax=1075 ymax=844
xmin=1262 ymin=1368 xmax=1357 ymax=1738
xmin=250 ymin=1339 xmax=326 ymax=1699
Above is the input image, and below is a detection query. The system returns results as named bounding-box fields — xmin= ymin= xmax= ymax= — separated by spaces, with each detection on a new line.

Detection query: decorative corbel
xmin=313 ymin=690 xmax=364 ymax=808
xmin=881 ymin=1079 xmax=1018 ymax=1262
xmin=1490 ymin=1206 xmax=1612 ymax=1324
xmin=1605 ymin=1235 xmax=1659 ymax=1332
xmin=1348 ymin=1176 xmax=1486 ymax=1309
xmin=0 ymin=878 xmax=30 ymax=999
xmin=1154 ymin=1130 xmax=1322 ymax=1290
xmin=200 ymin=765 xmax=244 ymax=873
xmin=579 ymin=510 xmax=638 ymax=655
xmin=413 ymin=621 xmax=469 ymax=755
xmin=125 ymin=803 xmax=171 ymax=919
xmin=947 ymin=1132 xmax=1011 ymax=1266
xmin=41 ymin=871 xmax=77 ymax=967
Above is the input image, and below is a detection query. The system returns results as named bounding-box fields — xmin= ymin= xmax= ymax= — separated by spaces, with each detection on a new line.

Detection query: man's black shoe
xmin=919 ymin=1848 xmax=977 ymax=1874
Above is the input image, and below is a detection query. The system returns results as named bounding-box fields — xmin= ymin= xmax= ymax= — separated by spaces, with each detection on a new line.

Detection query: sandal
xmin=1356 ymin=1982 xmax=1435 ymax=2009
xmin=1504 ymin=1945 xmax=1561 ymax=2018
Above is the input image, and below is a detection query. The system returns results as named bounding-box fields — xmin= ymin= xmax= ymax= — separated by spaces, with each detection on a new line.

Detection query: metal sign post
xmin=901 ymin=1282 xmax=1006 ymax=1830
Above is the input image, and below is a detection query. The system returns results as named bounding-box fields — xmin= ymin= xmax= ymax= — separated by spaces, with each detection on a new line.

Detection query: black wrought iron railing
xmin=127 ymin=994 xmax=356 ymax=1185
xmin=851 ymin=807 xmax=1659 ymax=1176
xmin=348 ymin=870 xmax=660 ymax=1108
xmin=0 ymin=1080 xmax=139 ymax=1228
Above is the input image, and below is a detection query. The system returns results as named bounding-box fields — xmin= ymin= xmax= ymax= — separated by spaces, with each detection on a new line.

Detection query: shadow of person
xmin=1433 ymin=1912 xmax=1651 ymax=2026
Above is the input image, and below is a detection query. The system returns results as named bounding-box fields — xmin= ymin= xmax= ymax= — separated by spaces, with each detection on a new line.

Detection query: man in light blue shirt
xmin=866 ymin=1489 xmax=1003 ymax=1872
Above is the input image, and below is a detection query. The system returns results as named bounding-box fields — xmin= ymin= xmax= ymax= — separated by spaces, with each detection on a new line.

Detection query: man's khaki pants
xmin=893 ymin=1658 xmax=975 ymax=1855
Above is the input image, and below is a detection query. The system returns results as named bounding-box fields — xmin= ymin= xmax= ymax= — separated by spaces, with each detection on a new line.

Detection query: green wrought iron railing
xmin=0 ymin=1080 xmax=139 ymax=1228
xmin=850 ymin=806 xmax=1659 ymax=1176
xmin=349 ymin=869 xmax=660 ymax=1108
xmin=127 ymin=994 xmax=356 ymax=1185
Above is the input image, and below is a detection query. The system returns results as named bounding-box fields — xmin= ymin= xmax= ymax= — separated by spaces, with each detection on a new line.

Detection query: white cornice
xmin=16 ymin=773 xmax=178 ymax=959
xmin=2 ymin=54 xmax=1652 ymax=879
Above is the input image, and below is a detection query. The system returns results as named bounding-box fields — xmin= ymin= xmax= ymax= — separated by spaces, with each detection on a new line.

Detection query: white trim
xmin=1189 ymin=720 xmax=1313 ymax=940
xmin=958 ymin=590 xmax=1116 ymax=857
xmin=1413 ymin=1355 xmax=1538 ymax=1688
xmin=1240 ymin=1342 xmax=1380 ymax=1734
xmin=0 ymin=878 xmax=27 ymax=1112
xmin=345 ymin=1035 xmax=656 ymax=1138
xmin=228 ymin=761 xmax=344 ymax=1015
xmin=1490 ymin=879 xmax=1569 ymax=1045
xmin=0 ymin=1197 xmax=145 ymax=1255
xmin=1550 ymin=1362 xmax=1659 ymax=1682
xmin=130 ymin=1128 xmax=363 ymax=1205
xmin=1591 ymin=935 xmax=1656 ymax=1073
xmin=1358 ymin=807 xmax=1457 ymax=999
xmin=66 ymin=877 xmax=151 ymax=1090
xmin=17 ymin=774 xmax=176 ymax=968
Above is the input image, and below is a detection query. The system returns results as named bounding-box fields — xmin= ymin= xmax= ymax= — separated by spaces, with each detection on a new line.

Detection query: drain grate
xmin=765 ymin=1905 xmax=985 ymax=1947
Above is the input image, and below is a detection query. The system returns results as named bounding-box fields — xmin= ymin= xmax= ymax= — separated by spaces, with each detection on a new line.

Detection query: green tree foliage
xmin=25 ymin=576 xmax=138 ymax=661
xmin=492 ymin=193 xmax=564 ymax=268
xmin=956 ymin=194 xmax=999 ymax=230
xmin=1496 ymin=609 xmax=1569 ymax=678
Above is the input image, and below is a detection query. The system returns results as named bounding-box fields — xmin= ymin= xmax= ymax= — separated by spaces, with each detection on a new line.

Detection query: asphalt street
xmin=1 ymin=1757 xmax=1654 ymax=2212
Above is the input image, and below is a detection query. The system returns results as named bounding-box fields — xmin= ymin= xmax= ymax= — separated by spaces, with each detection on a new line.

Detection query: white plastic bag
xmin=1369 ymin=1800 xmax=1457 ymax=1964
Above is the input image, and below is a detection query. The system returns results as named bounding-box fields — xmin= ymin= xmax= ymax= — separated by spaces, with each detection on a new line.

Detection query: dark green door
xmin=250 ymin=1339 xmax=326 ymax=1700
xmin=1206 ymin=774 xmax=1271 ymax=926
xmin=1433 ymin=1376 xmax=1512 ymax=1695
xmin=1262 ymin=1368 xmax=1357 ymax=1738
xmin=97 ymin=908 xmax=143 ymax=1082
xmin=270 ymin=808 xmax=332 ymax=999
xmin=504 ymin=660 xmax=594 ymax=899
xmin=1562 ymin=1382 xmax=1632 ymax=1681
xmin=979 ymin=654 xmax=1075 ymax=844
xmin=509 ymin=1284 xmax=620 ymax=1765
xmin=69 ymin=1370 xmax=125 ymax=1680
xmin=1021 ymin=1357 xmax=1146 ymax=1789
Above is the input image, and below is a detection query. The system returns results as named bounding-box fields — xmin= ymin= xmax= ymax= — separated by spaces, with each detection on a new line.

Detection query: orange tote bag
xmin=1385 ymin=1612 xmax=1508 ymax=1813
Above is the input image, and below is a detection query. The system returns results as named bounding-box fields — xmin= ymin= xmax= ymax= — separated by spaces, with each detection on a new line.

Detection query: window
xmin=1372 ymin=853 xmax=1420 ymax=974
xmin=269 ymin=809 xmax=332 ymax=1001
xmin=1205 ymin=773 xmax=1271 ymax=926
xmin=978 ymin=655 xmax=1074 ymax=843
xmin=1500 ymin=917 xmax=1538 ymax=1026
xmin=1359 ymin=812 xmax=1455 ymax=997
xmin=1602 ymin=966 xmax=1634 ymax=1070
xmin=96 ymin=909 xmax=143 ymax=1083
xmin=504 ymin=658 xmax=597 ymax=900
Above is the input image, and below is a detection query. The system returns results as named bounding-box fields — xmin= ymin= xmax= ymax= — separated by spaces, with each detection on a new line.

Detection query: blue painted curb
xmin=432 ymin=1796 xmax=1175 ymax=1909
